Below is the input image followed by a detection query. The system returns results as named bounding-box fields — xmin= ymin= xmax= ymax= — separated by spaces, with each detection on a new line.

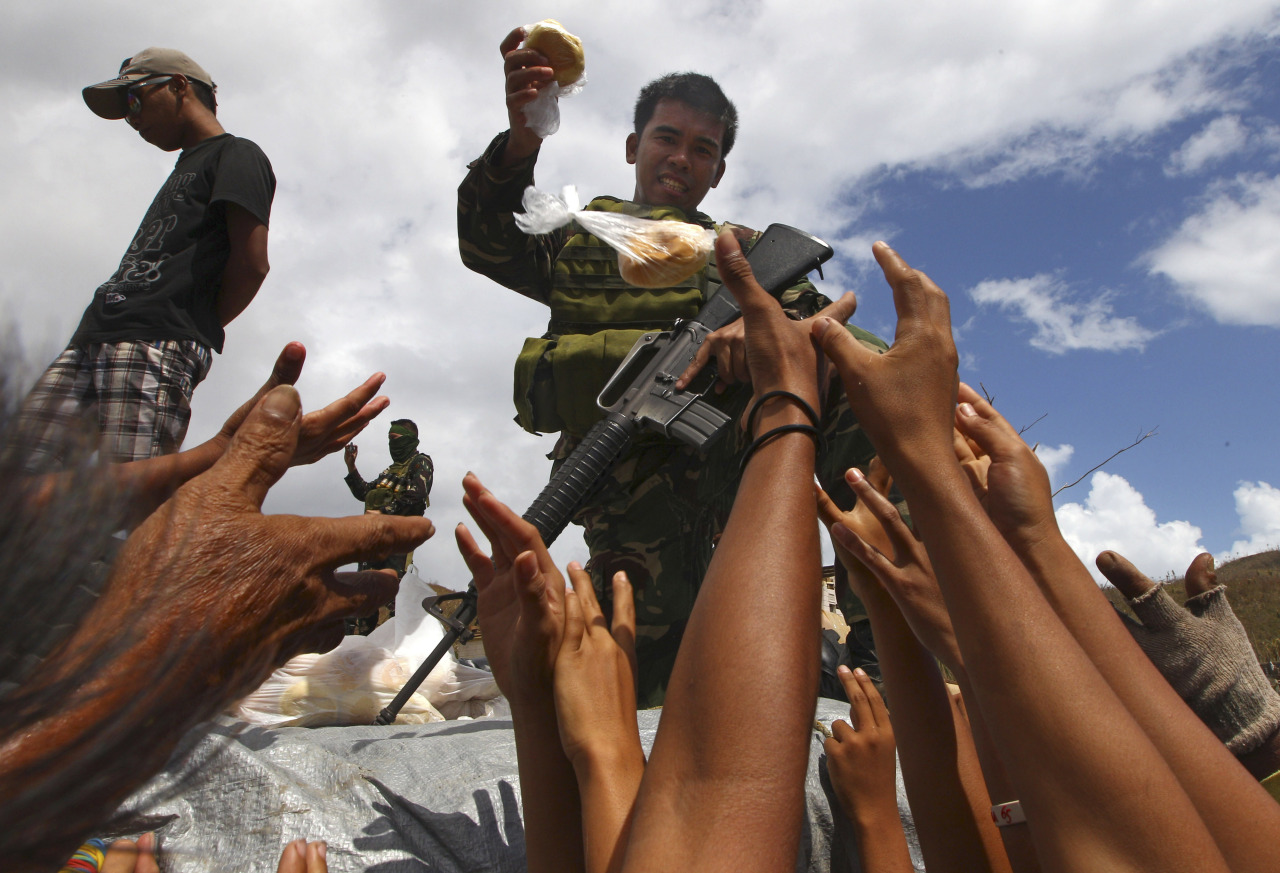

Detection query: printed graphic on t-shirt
xmin=96 ymin=171 xmax=195 ymax=305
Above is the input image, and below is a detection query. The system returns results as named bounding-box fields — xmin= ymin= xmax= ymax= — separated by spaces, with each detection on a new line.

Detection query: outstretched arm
xmin=956 ymin=382 xmax=1280 ymax=870
xmin=457 ymin=28 xmax=565 ymax=304
xmin=1100 ymin=549 xmax=1280 ymax=781
xmin=25 ymin=343 xmax=388 ymax=527
xmin=821 ymin=465 xmax=1034 ymax=873
xmin=623 ymin=232 xmax=856 ymax=872
xmin=818 ymin=465 xmax=1010 ymax=873
xmin=455 ymin=473 xmax=584 ymax=873
xmin=814 ymin=242 xmax=1227 ymax=873
xmin=823 ymin=666 xmax=915 ymax=873
xmin=1 ymin=385 xmax=431 ymax=872
xmin=556 ymin=568 xmax=645 ymax=873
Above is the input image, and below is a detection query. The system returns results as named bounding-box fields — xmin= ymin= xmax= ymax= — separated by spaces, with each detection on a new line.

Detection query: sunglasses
xmin=125 ymin=76 xmax=173 ymax=117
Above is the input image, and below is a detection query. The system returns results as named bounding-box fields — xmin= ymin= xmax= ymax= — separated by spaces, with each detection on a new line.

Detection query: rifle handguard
xmin=523 ymin=412 xmax=636 ymax=543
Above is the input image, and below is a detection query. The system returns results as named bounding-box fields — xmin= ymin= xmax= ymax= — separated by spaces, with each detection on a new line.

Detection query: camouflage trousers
xmin=344 ymin=553 xmax=410 ymax=636
xmin=556 ymin=326 xmax=885 ymax=707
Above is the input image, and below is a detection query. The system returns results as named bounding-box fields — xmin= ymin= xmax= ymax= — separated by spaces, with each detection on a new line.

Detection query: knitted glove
xmin=1120 ymin=583 xmax=1280 ymax=754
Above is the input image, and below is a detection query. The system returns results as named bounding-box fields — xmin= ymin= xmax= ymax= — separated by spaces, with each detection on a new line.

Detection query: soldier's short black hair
xmin=390 ymin=419 xmax=418 ymax=436
xmin=634 ymin=72 xmax=738 ymax=158
xmin=187 ymin=79 xmax=217 ymax=115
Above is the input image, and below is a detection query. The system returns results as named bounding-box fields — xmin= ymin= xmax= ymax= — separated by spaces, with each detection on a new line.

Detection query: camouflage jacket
xmin=457 ymin=130 xmax=834 ymax=317
xmin=344 ymin=453 xmax=433 ymax=516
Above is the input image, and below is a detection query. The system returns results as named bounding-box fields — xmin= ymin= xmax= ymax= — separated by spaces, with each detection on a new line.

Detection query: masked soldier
xmin=342 ymin=419 xmax=433 ymax=635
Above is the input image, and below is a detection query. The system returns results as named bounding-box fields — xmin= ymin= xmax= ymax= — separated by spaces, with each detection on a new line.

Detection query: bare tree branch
xmin=1019 ymin=413 xmax=1047 ymax=436
xmin=1051 ymin=428 xmax=1159 ymax=497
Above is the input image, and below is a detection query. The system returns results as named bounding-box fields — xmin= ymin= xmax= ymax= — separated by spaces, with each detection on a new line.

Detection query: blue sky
xmin=1 ymin=1 xmax=1277 ymax=586
xmin=849 ymin=49 xmax=1280 ymax=575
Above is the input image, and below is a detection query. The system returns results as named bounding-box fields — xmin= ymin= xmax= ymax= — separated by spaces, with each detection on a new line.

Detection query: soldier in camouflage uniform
xmin=458 ymin=28 xmax=885 ymax=705
xmin=342 ymin=419 xmax=433 ymax=635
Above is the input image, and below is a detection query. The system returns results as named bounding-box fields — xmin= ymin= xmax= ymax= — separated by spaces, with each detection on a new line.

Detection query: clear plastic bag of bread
xmin=521 ymin=19 xmax=587 ymax=138
xmin=515 ymin=185 xmax=716 ymax=288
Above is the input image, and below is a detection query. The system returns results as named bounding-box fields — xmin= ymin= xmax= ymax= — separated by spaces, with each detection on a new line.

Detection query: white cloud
xmin=1145 ymin=173 xmax=1280 ymax=326
xmin=1055 ymin=472 xmax=1206 ymax=584
xmin=1 ymin=0 xmax=1277 ymax=587
xmin=1221 ymin=481 xmax=1280 ymax=560
xmin=969 ymin=274 xmax=1157 ymax=352
xmin=1166 ymin=114 xmax=1249 ymax=175
xmin=1033 ymin=443 xmax=1074 ymax=489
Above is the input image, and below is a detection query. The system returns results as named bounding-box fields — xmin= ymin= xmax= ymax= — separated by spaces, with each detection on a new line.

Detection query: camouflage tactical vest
xmin=514 ymin=196 xmax=753 ymax=437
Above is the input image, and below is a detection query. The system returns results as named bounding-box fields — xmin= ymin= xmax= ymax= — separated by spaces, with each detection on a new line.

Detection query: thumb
xmin=1096 ymin=550 xmax=1157 ymax=600
xmin=217 ymin=385 xmax=302 ymax=509
xmin=714 ymin=229 xmax=771 ymax=314
xmin=817 ymin=291 xmax=858 ymax=328
xmin=813 ymin=313 xmax=876 ymax=380
xmin=1182 ymin=552 xmax=1217 ymax=599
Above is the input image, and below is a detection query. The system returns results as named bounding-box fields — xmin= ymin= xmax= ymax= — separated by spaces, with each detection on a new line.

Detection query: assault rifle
xmin=376 ymin=224 xmax=833 ymax=725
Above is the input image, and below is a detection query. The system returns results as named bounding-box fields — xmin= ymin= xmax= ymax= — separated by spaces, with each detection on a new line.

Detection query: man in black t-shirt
xmin=15 ymin=48 xmax=275 ymax=471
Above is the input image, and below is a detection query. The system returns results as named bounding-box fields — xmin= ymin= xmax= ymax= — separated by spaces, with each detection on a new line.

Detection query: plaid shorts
xmin=16 ymin=339 xmax=213 ymax=472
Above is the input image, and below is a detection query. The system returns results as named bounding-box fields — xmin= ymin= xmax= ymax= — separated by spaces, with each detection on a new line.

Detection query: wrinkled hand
xmin=824 ymin=666 xmax=899 ymax=825
xmin=953 ymin=383 xmax=1057 ymax=550
xmin=456 ymin=472 xmax=567 ymax=708
xmin=276 ymin=839 xmax=328 ymax=873
xmin=1097 ymin=550 xmax=1280 ymax=755
xmin=818 ymin=465 xmax=962 ymax=672
xmin=499 ymin=26 xmax=553 ymax=163
xmin=209 ymin=343 xmax=389 ymax=467
xmin=105 ymin=385 xmax=433 ymax=698
xmin=814 ymin=242 xmax=957 ymax=478
xmin=555 ymin=568 xmax=641 ymax=767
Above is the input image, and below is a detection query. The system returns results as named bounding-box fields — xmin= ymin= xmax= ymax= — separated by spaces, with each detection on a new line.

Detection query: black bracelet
xmin=746 ymin=390 xmax=820 ymax=441
xmin=740 ymin=423 xmax=823 ymax=473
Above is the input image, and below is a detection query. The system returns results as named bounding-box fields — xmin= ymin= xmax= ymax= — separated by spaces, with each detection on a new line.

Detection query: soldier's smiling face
xmin=626 ymin=98 xmax=727 ymax=213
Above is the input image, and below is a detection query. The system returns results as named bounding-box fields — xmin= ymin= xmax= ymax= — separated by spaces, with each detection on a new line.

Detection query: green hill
xmin=1103 ymin=549 xmax=1280 ymax=671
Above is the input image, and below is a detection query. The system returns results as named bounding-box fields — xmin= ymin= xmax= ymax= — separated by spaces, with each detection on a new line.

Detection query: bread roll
xmin=524 ymin=20 xmax=585 ymax=88
xmin=618 ymin=224 xmax=710 ymax=288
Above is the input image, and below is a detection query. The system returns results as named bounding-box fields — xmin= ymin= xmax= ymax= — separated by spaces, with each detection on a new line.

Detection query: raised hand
xmin=276 ymin=839 xmax=328 ymax=873
xmin=556 ymin=568 xmax=645 ymax=873
xmin=676 ymin=232 xmax=857 ymax=406
xmin=455 ymin=472 xmax=567 ymax=707
xmin=107 ymin=386 xmax=431 ymax=679
xmin=499 ymin=27 xmax=554 ymax=164
xmin=555 ymin=568 xmax=641 ymax=767
xmin=824 ymin=666 xmax=915 ymax=873
xmin=952 ymin=383 xmax=1056 ymax=550
xmin=1097 ymin=550 xmax=1280 ymax=758
xmin=817 ymin=466 xmax=962 ymax=672
xmin=813 ymin=242 xmax=958 ymax=482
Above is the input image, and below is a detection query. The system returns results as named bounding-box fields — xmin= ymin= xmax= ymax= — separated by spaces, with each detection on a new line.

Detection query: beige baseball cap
xmin=82 ymin=48 xmax=215 ymax=119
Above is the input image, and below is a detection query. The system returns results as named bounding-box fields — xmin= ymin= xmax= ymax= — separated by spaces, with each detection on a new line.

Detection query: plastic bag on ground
xmin=231 ymin=569 xmax=500 ymax=727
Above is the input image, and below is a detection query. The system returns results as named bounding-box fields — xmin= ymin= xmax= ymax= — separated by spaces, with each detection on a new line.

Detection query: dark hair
xmin=188 ymin=79 xmax=217 ymax=115
xmin=633 ymin=72 xmax=738 ymax=157
xmin=390 ymin=419 xmax=418 ymax=436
